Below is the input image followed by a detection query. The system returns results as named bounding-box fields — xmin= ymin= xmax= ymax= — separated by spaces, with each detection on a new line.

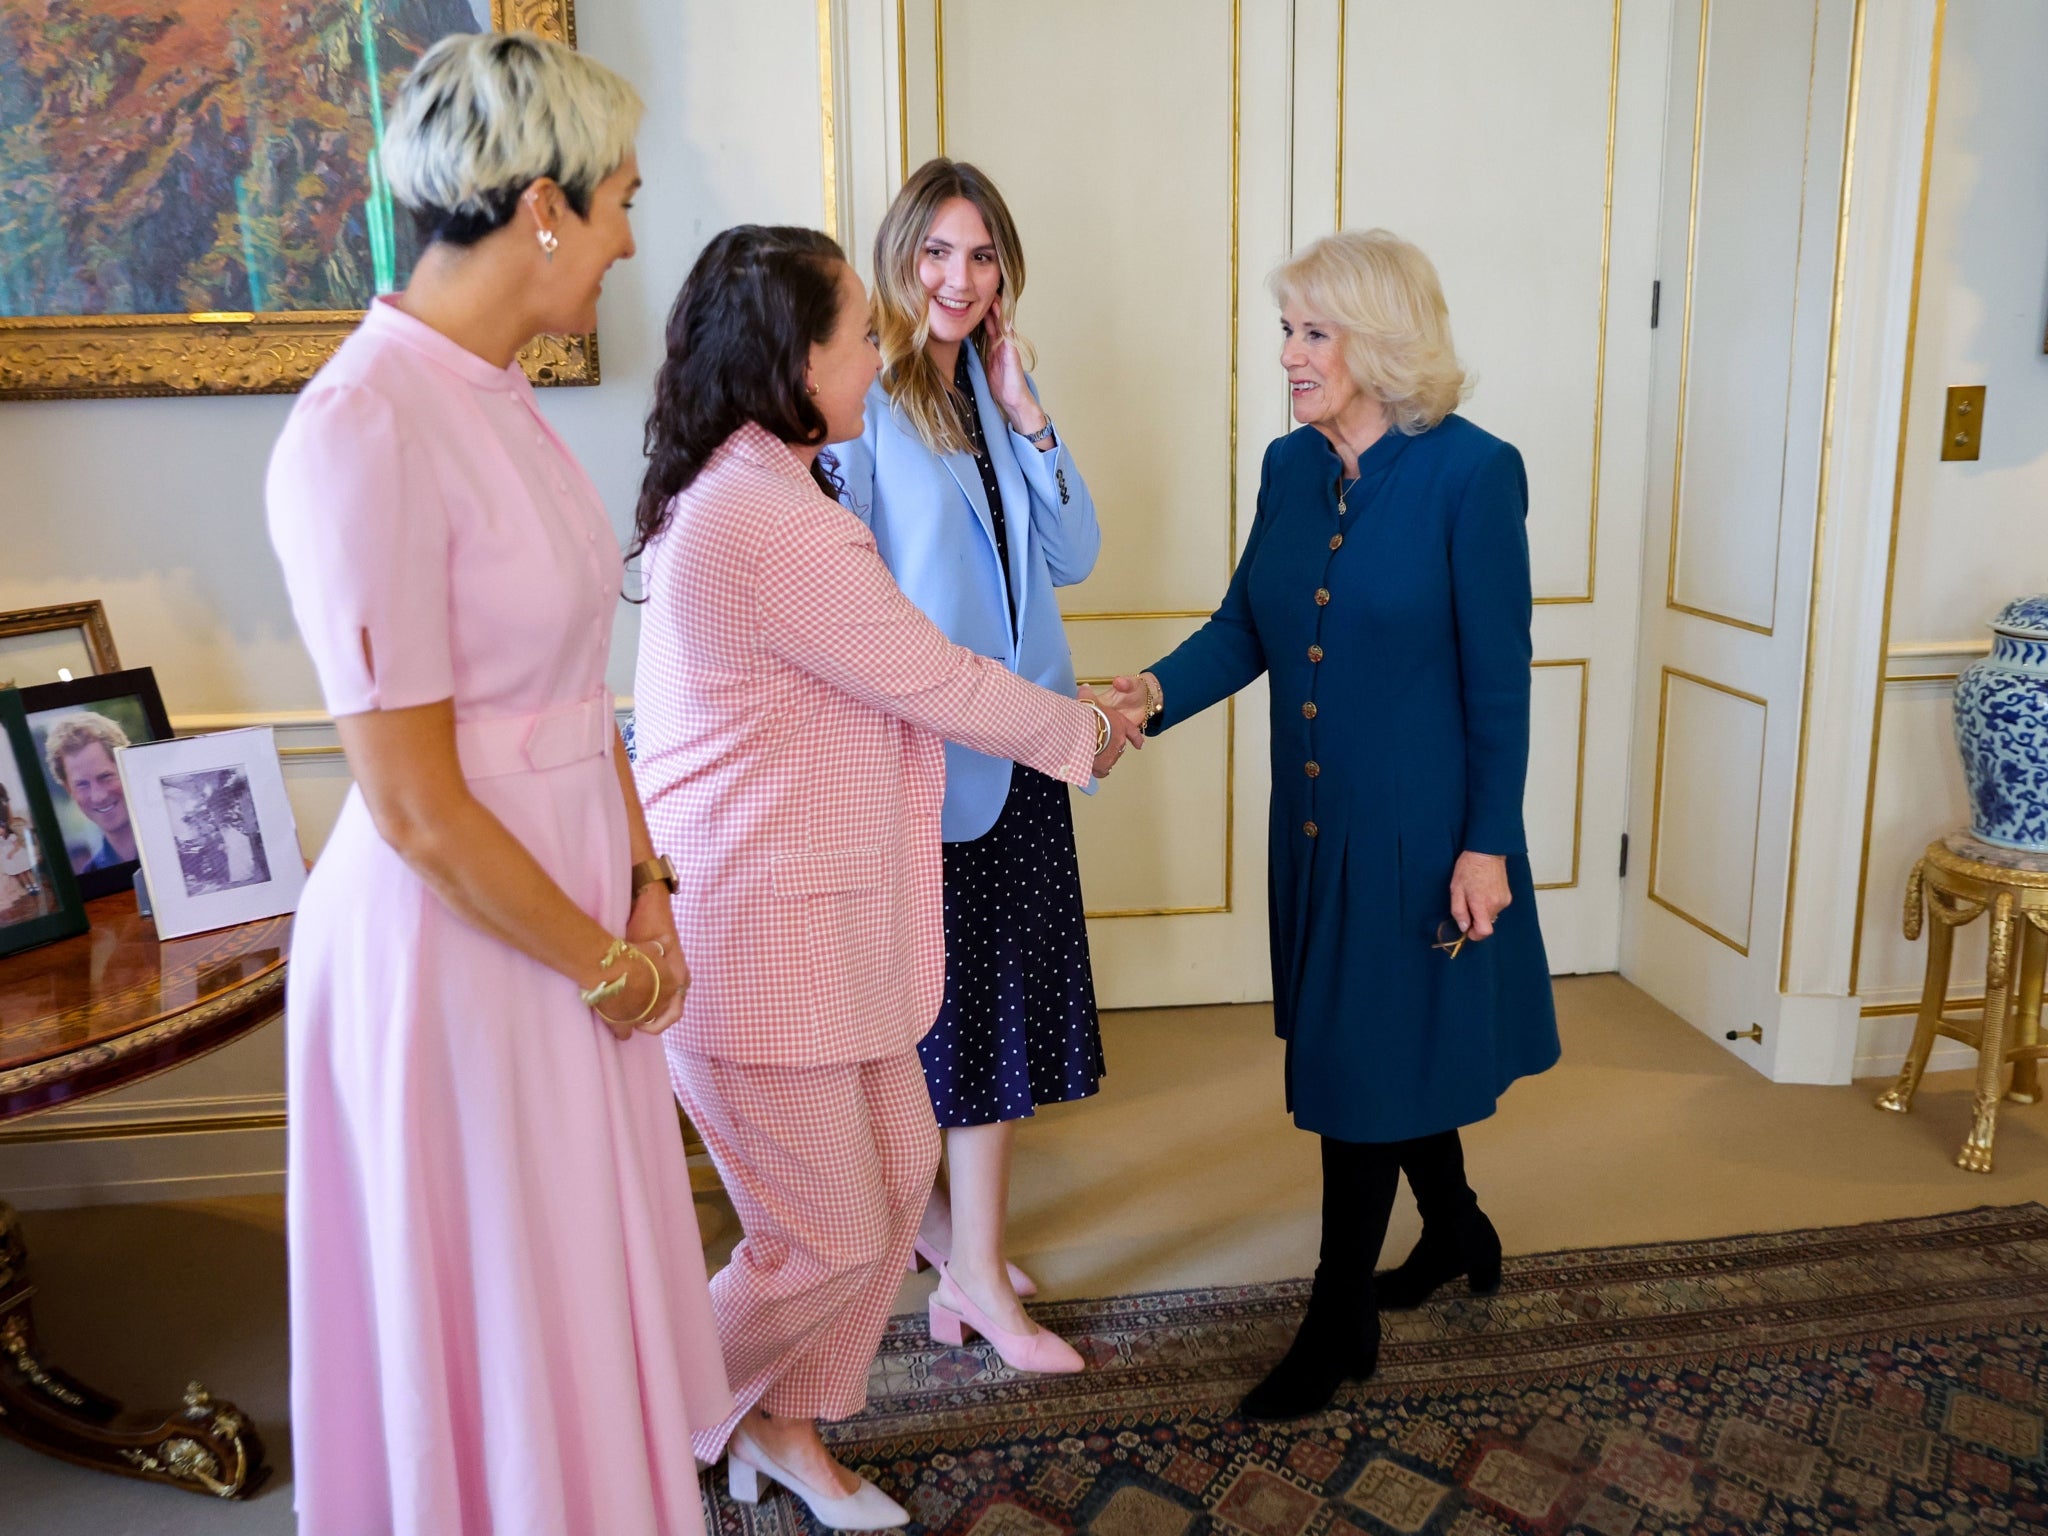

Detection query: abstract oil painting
xmin=0 ymin=1 xmax=591 ymax=398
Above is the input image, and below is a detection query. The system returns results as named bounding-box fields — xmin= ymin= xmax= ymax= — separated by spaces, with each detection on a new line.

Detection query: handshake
xmin=1082 ymin=674 xmax=1155 ymax=779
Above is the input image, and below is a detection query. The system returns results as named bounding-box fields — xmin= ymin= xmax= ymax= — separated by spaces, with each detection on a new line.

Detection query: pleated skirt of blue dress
xmin=919 ymin=763 xmax=1105 ymax=1129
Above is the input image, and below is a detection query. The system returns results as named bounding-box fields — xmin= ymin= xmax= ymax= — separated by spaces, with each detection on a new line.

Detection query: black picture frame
xmin=17 ymin=667 xmax=173 ymax=902
xmin=0 ymin=687 xmax=88 ymax=956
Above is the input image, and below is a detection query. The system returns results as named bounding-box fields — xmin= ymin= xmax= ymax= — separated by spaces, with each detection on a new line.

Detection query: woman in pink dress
xmin=264 ymin=34 xmax=728 ymax=1536
xmin=632 ymin=225 xmax=1142 ymax=1530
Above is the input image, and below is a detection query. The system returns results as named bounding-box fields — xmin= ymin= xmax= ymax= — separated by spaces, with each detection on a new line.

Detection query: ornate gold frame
xmin=0 ymin=601 xmax=122 ymax=683
xmin=0 ymin=1 xmax=590 ymax=402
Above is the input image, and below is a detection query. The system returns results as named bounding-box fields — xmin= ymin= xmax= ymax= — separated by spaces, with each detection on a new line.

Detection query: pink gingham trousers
xmin=670 ymin=1049 xmax=941 ymax=1459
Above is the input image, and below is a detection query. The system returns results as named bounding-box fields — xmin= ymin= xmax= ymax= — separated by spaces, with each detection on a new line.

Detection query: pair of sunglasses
xmin=1430 ymin=918 xmax=1470 ymax=959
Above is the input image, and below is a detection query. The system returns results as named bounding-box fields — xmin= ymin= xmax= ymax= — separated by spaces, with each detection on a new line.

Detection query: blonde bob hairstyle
xmin=870 ymin=158 xmax=1032 ymax=457
xmin=1269 ymin=229 xmax=1470 ymax=435
xmin=383 ymin=31 xmax=643 ymax=246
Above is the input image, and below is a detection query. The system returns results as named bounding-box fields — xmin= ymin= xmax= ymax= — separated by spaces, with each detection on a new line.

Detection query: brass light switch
xmin=1942 ymin=384 xmax=1986 ymax=461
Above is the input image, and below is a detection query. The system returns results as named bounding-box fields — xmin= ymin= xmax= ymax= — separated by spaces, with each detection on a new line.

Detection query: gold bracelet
xmin=592 ymin=945 xmax=664 ymax=1026
xmin=579 ymin=938 xmax=635 ymax=1010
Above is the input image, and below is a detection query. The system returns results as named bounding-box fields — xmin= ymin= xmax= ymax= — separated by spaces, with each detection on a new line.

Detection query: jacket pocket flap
xmin=771 ymin=847 xmax=886 ymax=897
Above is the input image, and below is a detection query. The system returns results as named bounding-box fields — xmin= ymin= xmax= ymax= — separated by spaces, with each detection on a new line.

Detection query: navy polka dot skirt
xmin=919 ymin=764 xmax=1105 ymax=1129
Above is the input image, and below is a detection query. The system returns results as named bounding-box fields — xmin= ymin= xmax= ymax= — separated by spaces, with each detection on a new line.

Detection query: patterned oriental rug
xmin=703 ymin=1206 xmax=2048 ymax=1536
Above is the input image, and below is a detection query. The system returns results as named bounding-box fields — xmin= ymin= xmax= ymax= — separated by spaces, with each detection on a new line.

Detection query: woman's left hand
xmin=624 ymin=884 xmax=689 ymax=1034
xmin=983 ymin=310 xmax=1049 ymax=440
xmin=1448 ymin=851 xmax=1512 ymax=941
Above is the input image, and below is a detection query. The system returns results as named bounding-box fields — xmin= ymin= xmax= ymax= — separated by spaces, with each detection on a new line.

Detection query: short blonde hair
xmin=384 ymin=31 xmax=642 ymax=242
xmin=1269 ymin=229 xmax=1469 ymax=435
xmin=43 ymin=712 xmax=129 ymax=788
xmin=871 ymin=159 xmax=1032 ymax=457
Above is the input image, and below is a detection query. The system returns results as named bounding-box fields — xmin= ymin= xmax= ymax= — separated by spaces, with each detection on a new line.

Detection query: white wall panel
xmin=1341 ymin=0 xmax=1612 ymax=603
xmin=1856 ymin=676 xmax=1983 ymax=1003
xmin=1667 ymin=0 xmax=1820 ymax=633
xmin=1650 ymin=670 xmax=1768 ymax=953
xmin=1527 ymin=661 xmax=1588 ymax=890
xmin=939 ymin=0 xmax=1240 ymax=614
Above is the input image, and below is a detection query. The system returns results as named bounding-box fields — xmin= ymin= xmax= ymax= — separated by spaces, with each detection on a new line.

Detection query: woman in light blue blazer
xmin=832 ymin=159 xmax=1104 ymax=1373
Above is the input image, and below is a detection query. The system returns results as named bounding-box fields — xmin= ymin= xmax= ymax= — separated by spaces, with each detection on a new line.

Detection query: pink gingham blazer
xmin=633 ymin=424 xmax=1101 ymax=1068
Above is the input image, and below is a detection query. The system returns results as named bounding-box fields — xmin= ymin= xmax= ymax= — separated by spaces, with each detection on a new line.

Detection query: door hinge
xmin=1619 ymin=832 xmax=1630 ymax=879
xmin=1650 ymin=280 xmax=1661 ymax=329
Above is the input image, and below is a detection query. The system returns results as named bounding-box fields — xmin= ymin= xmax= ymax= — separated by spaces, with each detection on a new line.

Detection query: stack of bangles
xmin=578 ymin=937 xmax=665 ymax=1026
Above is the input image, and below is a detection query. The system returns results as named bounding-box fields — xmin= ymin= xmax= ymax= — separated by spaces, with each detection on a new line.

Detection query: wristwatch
xmin=1023 ymin=417 xmax=1057 ymax=446
xmin=630 ymin=854 xmax=678 ymax=901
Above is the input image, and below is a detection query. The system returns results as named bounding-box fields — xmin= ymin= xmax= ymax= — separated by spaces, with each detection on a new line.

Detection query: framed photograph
xmin=0 ymin=688 xmax=88 ymax=957
xmin=117 ymin=728 xmax=307 ymax=940
xmin=0 ymin=1 xmax=593 ymax=402
xmin=0 ymin=601 xmax=122 ymax=688
xmin=18 ymin=667 xmax=174 ymax=901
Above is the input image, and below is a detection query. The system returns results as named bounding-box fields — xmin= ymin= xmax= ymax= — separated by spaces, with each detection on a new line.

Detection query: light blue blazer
xmin=831 ymin=345 xmax=1100 ymax=842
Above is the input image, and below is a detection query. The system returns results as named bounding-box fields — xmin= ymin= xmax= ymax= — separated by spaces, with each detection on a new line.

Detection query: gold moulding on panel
xmin=819 ymin=0 xmax=840 ymax=241
xmin=1848 ymin=0 xmax=1946 ymax=999
xmin=1531 ymin=659 xmax=1590 ymax=892
xmin=1779 ymin=0 xmax=1866 ymax=994
xmin=1646 ymin=665 xmax=1769 ymax=956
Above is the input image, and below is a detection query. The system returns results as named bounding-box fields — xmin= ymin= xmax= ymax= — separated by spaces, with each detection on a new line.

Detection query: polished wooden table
xmin=0 ymin=891 xmax=281 ymax=1498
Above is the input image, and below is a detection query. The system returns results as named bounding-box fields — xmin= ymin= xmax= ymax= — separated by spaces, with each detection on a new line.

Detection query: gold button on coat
xmin=1307 ymin=644 xmax=1324 ymax=662
xmin=1303 ymin=821 xmax=1319 ymax=838
xmin=1302 ymin=701 xmax=1318 ymax=719
xmin=1305 ymin=761 xmax=1320 ymax=778
xmin=1314 ymin=588 xmax=1331 ymax=606
xmin=1329 ymin=535 xmax=1343 ymax=550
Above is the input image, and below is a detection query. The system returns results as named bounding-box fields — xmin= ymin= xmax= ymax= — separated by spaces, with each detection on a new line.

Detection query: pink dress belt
xmin=454 ymin=691 xmax=614 ymax=780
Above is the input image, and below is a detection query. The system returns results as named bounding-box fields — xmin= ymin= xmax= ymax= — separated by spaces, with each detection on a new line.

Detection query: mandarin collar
xmin=363 ymin=296 xmax=526 ymax=393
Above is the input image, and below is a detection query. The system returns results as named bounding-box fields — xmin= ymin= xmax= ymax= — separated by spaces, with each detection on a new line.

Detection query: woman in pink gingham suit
xmin=630 ymin=226 xmax=1141 ymax=1529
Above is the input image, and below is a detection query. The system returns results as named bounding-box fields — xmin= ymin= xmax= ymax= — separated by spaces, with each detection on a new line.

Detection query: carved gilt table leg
xmin=1879 ymin=859 xmax=1950 ymax=1113
xmin=1959 ymin=894 xmax=2016 ymax=1174
xmin=2007 ymin=920 xmax=2044 ymax=1105
xmin=0 ymin=1203 xmax=268 ymax=1498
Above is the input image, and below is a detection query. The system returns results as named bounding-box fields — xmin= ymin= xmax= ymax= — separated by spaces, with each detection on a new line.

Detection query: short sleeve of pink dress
xmin=265 ymin=383 xmax=453 ymax=715
xmin=265 ymin=299 xmax=729 ymax=1536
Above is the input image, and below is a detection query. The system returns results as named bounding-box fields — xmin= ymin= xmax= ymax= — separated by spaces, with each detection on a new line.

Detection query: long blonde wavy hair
xmin=871 ymin=158 xmax=1032 ymax=457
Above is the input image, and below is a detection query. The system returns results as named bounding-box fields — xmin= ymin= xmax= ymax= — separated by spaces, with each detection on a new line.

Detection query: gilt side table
xmin=1876 ymin=833 xmax=2048 ymax=1173
xmin=0 ymin=891 xmax=282 ymax=1498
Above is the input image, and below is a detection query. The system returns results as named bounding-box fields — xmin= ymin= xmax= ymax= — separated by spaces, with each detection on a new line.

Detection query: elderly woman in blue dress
xmin=1107 ymin=229 xmax=1560 ymax=1420
xmin=831 ymin=158 xmax=1104 ymax=1374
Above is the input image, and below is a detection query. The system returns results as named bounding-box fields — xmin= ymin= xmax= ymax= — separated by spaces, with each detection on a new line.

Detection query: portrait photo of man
xmin=41 ymin=710 xmax=136 ymax=875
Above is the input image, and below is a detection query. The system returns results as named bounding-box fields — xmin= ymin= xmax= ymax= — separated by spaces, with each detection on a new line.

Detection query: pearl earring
xmin=537 ymin=228 xmax=559 ymax=262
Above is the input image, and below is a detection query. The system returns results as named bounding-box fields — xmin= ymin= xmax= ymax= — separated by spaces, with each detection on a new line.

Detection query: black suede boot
xmin=1375 ymin=1130 xmax=1503 ymax=1310
xmin=1238 ymin=1137 xmax=1398 ymax=1421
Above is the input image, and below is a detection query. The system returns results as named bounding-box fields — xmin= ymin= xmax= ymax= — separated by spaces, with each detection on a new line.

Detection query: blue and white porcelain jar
xmin=1953 ymin=594 xmax=2048 ymax=850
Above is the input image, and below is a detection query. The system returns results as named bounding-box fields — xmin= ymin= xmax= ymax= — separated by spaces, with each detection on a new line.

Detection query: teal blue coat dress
xmin=1148 ymin=415 xmax=1559 ymax=1143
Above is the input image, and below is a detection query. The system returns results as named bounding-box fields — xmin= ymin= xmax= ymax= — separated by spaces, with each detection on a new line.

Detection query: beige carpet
xmin=6 ymin=974 xmax=2046 ymax=1533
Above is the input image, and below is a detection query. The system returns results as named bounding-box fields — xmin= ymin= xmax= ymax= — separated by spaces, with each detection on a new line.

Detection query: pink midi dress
xmin=265 ymin=298 xmax=730 ymax=1536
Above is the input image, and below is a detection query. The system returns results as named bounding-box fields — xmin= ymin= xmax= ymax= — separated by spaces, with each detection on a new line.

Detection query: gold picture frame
xmin=0 ymin=1 xmax=590 ymax=402
xmin=0 ymin=602 xmax=123 ymax=688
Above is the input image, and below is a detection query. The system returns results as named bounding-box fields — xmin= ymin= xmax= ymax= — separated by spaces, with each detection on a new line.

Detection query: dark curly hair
xmin=632 ymin=225 xmax=850 ymax=561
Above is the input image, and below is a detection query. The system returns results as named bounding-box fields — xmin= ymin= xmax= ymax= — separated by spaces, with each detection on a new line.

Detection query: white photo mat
xmin=116 ymin=727 xmax=306 ymax=939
